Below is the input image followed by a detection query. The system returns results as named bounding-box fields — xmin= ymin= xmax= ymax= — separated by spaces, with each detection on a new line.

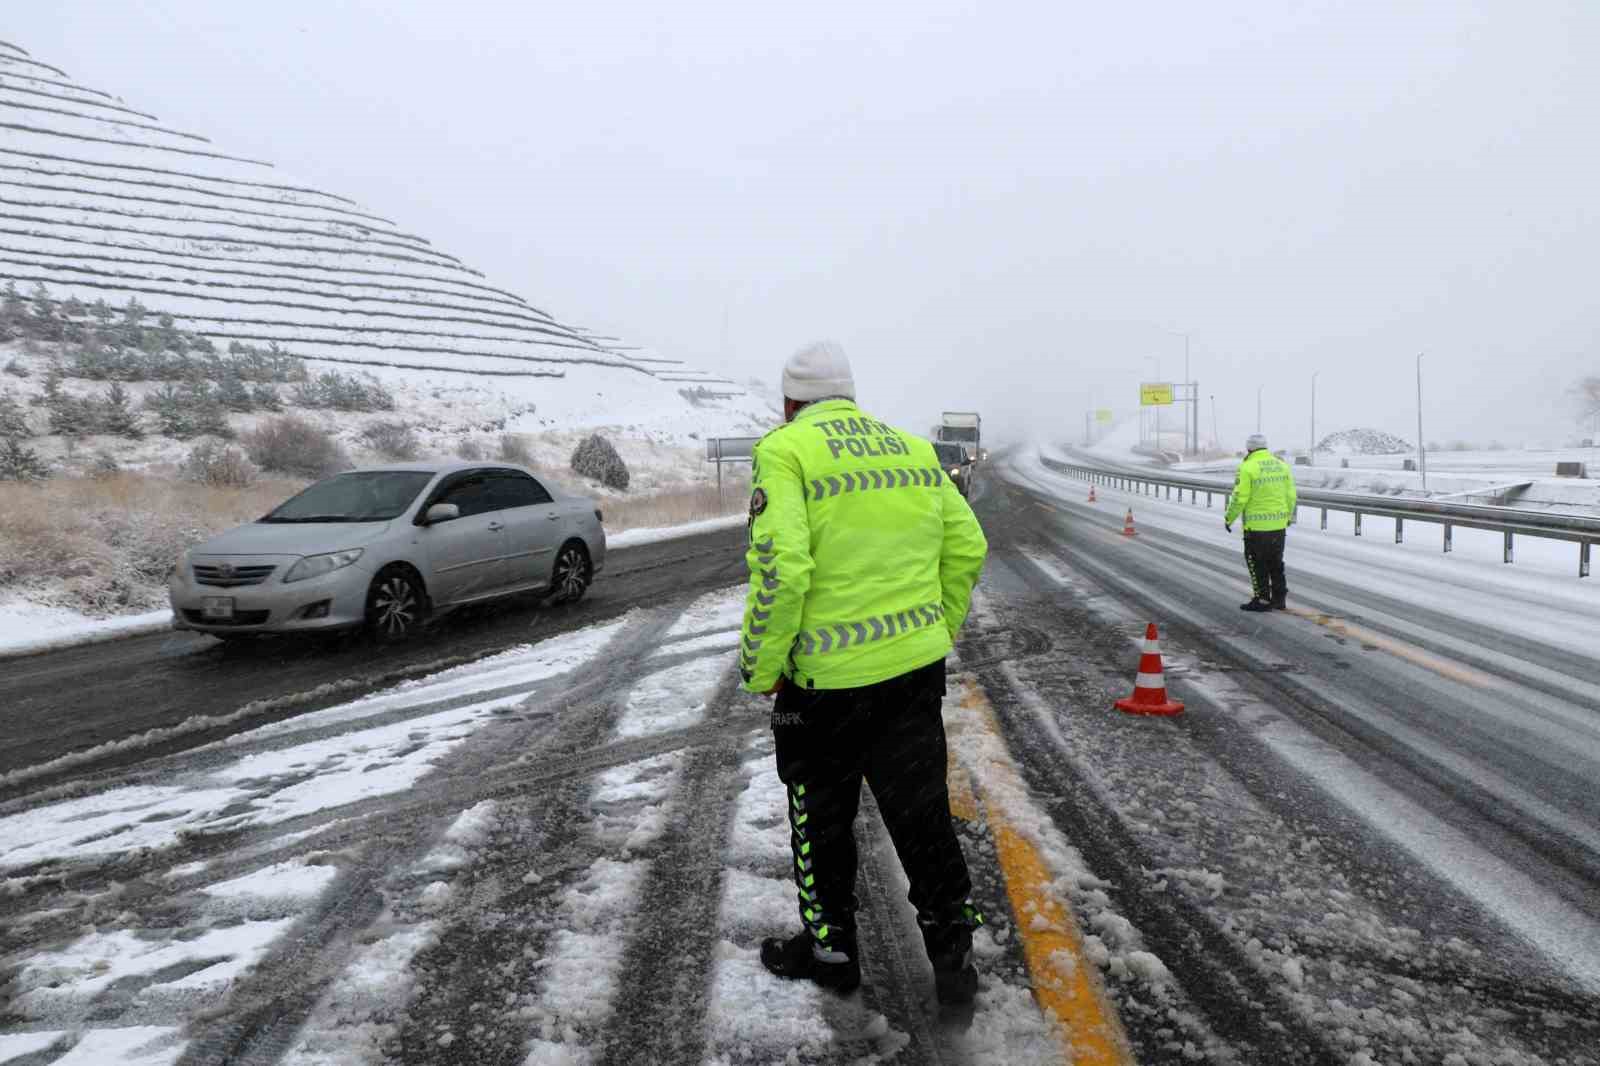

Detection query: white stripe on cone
xmin=1134 ymin=672 xmax=1167 ymax=689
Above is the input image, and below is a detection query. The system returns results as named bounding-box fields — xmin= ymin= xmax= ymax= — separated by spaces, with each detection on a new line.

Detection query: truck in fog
xmin=937 ymin=411 xmax=982 ymax=461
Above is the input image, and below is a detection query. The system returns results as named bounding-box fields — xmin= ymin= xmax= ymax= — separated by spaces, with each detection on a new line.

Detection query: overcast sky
xmin=11 ymin=2 xmax=1598 ymax=447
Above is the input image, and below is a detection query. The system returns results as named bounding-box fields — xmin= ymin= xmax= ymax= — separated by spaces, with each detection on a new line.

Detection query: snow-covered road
xmin=3 ymin=452 xmax=1599 ymax=1064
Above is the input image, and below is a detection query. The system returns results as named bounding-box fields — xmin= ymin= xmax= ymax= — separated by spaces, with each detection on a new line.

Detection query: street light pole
xmin=1147 ymin=356 xmax=1161 ymax=450
xmin=1310 ymin=371 xmax=1319 ymax=467
xmin=1256 ymin=385 xmax=1264 ymax=434
xmin=1416 ymin=353 xmax=1428 ymax=493
xmin=1211 ymin=394 xmax=1219 ymax=453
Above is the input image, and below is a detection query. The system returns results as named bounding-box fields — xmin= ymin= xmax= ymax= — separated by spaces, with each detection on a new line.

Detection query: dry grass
xmin=0 ymin=472 xmax=305 ymax=614
xmin=601 ymin=479 xmax=748 ymax=532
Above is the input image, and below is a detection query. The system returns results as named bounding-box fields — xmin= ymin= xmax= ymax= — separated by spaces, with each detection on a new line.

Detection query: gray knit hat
xmin=782 ymin=341 xmax=856 ymax=403
xmin=1245 ymin=433 xmax=1268 ymax=452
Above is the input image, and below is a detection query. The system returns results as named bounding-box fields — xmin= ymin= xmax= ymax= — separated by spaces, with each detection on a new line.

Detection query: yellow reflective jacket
xmin=739 ymin=399 xmax=988 ymax=692
xmin=1225 ymin=449 xmax=1298 ymax=531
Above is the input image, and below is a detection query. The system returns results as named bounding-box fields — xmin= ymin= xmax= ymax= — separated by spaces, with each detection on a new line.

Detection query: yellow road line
xmin=1286 ymin=607 xmax=1504 ymax=691
xmin=948 ymin=681 xmax=1135 ymax=1066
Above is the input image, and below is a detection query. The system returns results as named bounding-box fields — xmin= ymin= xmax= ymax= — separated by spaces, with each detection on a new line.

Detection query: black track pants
xmin=1244 ymin=528 xmax=1288 ymax=604
xmin=771 ymin=659 xmax=977 ymax=958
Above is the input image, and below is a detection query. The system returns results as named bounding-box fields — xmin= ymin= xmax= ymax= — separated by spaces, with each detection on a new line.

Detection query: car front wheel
xmin=549 ymin=542 xmax=592 ymax=604
xmin=366 ymin=567 xmax=425 ymax=642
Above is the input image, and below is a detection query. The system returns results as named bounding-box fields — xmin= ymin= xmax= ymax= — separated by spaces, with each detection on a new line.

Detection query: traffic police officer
xmin=1225 ymin=433 xmax=1297 ymax=611
xmin=740 ymin=340 xmax=989 ymax=1004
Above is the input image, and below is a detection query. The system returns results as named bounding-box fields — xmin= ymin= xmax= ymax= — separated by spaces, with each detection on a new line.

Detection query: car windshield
xmin=262 ymin=471 xmax=435 ymax=523
xmin=933 ymin=443 xmax=966 ymax=466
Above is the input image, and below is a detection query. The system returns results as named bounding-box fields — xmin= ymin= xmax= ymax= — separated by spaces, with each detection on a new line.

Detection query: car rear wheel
xmin=548 ymin=542 xmax=592 ymax=604
xmin=366 ymin=566 xmax=425 ymax=642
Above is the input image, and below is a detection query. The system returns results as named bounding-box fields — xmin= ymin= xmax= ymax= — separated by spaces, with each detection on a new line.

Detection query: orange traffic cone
xmin=1121 ymin=509 xmax=1137 ymax=537
xmin=1088 ymin=485 xmax=1097 ymax=504
xmin=1115 ymin=623 xmax=1184 ymax=716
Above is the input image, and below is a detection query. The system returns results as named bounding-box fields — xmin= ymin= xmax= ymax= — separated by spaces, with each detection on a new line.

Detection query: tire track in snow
xmin=595 ymin=670 xmax=755 ymax=1065
xmin=170 ymin=608 xmax=686 ymax=1066
xmin=385 ymin=606 xmax=743 ymax=1064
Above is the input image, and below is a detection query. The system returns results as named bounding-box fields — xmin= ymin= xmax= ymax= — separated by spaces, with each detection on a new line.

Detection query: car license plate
xmin=202 ymin=596 xmax=235 ymax=620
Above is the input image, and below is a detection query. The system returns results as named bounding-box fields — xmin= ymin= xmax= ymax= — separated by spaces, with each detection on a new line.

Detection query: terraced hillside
xmin=0 ymin=39 xmax=766 ymax=435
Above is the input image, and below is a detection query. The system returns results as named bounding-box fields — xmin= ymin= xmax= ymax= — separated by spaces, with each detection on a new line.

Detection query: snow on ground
xmin=0 ymin=600 xmax=170 ymax=658
xmin=1083 ymin=416 xmax=1600 ymax=511
xmin=606 ymin=513 xmax=746 ymax=550
xmin=0 ymin=619 xmax=626 ymax=872
xmin=1014 ymin=445 xmax=1600 ymax=648
xmin=984 ymin=456 xmax=1600 ymax=1059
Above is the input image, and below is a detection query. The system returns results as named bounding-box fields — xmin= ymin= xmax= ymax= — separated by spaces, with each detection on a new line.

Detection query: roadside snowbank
xmin=0 ymin=602 xmax=171 ymax=659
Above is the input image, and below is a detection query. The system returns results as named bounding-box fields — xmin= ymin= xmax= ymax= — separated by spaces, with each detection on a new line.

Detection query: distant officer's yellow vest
xmin=739 ymin=399 xmax=988 ymax=692
xmin=1225 ymin=450 xmax=1298 ymax=531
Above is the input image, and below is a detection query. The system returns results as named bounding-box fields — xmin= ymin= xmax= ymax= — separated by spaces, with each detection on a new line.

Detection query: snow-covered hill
xmin=0 ymin=40 xmax=772 ymax=439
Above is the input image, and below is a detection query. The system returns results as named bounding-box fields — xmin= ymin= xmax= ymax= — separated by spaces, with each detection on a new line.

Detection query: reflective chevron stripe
xmin=795 ymin=602 xmax=945 ymax=657
xmin=807 ymin=468 xmax=945 ymax=499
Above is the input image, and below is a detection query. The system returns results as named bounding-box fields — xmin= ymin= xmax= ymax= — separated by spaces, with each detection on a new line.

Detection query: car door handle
xmin=487 ymin=521 xmax=505 ymax=531
xmin=546 ymin=514 xmax=561 ymax=521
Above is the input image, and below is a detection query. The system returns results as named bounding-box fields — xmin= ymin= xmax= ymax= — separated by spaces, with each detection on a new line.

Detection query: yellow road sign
xmin=1139 ymin=383 xmax=1174 ymax=406
xmin=1095 ymin=408 xmax=1114 ymax=424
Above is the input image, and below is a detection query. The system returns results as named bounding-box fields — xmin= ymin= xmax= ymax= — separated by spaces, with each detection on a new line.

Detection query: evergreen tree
xmin=145 ymin=383 xmax=194 ymax=438
xmin=217 ymin=373 xmax=255 ymax=413
xmin=36 ymin=362 xmax=65 ymax=408
xmin=47 ymin=388 xmax=92 ymax=438
xmin=99 ymin=382 xmax=144 ymax=439
xmin=0 ymin=436 xmax=50 ymax=481
xmin=251 ymin=383 xmax=283 ymax=411
xmin=0 ymin=391 xmax=31 ymax=438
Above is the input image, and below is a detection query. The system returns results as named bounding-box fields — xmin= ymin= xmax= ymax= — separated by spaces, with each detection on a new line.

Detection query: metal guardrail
xmin=1041 ymin=455 xmax=1599 ymax=578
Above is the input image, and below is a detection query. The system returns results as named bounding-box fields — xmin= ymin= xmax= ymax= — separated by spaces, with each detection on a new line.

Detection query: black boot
xmin=1240 ymin=599 xmax=1272 ymax=612
xmin=1271 ymin=596 xmax=1287 ymax=611
xmin=922 ymin=919 xmax=979 ymax=1005
xmin=760 ymin=931 xmax=860 ymax=993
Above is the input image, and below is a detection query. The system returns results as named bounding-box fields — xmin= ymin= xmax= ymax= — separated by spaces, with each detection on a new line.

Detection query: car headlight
xmin=950 ymin=467 xmax=961 ymax=476
xmin=169 ymin=550 xmax=190 ymax=582
xmin=283 ymin=548 xmax=364 ymax=584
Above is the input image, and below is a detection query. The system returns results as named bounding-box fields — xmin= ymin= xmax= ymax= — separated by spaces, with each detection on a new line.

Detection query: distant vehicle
xmin=933 ymin=442 xmax=974 ymax=497
xmin=169 ymin=462 xmax=606 ymax=642
xmin=937 ymin=411 xmax=982 ymax=459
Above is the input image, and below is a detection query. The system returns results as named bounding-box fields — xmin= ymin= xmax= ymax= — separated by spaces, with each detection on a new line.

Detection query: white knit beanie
xmin=1246 ymin=433 xmax=1268 ymax=452
xmin=781 ymin=341 xmax=856 ymax=403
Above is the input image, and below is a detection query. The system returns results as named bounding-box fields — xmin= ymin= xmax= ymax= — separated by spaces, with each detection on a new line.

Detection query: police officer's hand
xmin=1224 ymin=521 xmax=1232 ymax=533
xmin=763 ymin=677 xmax=787 ymax=698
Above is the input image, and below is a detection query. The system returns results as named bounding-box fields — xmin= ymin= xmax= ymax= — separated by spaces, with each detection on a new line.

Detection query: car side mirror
xmin=423 ymin=503 xmax=460 ymax=525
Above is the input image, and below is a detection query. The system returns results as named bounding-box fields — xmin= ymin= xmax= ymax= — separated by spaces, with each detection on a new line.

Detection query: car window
xmin=434 ymin=473 xmax=500 ymax=518
xmin=489 ymin=471 xmax=554 ymax=509
xmin=263 ymin=471 xmax=435 ymax=523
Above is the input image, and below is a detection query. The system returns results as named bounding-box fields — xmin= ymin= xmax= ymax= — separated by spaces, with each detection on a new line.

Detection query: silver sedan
xmin=168 ymin=462 xmax=607 ymax=641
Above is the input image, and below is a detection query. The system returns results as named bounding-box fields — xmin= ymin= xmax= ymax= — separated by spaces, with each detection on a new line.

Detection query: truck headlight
xmin=284 ymin=548 xmax=364 ymax=584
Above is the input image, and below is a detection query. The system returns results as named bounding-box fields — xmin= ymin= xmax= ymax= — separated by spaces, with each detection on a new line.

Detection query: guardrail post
xmin=1443 ymin=523 xmax=1453 ymax=553
xmin=1206 ymin=492 xmax=1212 ymax=508
xmin=1504 ymin=530 xmax=1514 ymax=564
xmin=1583 ymin=541 xmax=1592 ymax=579
xmin=1320 ymin=508 xmax=1328 ymax=531
xmin=1395 ymin=516 xmax=1404 ymax=544
xmin=1354 ymin=512 xmax=1362 ymax=537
